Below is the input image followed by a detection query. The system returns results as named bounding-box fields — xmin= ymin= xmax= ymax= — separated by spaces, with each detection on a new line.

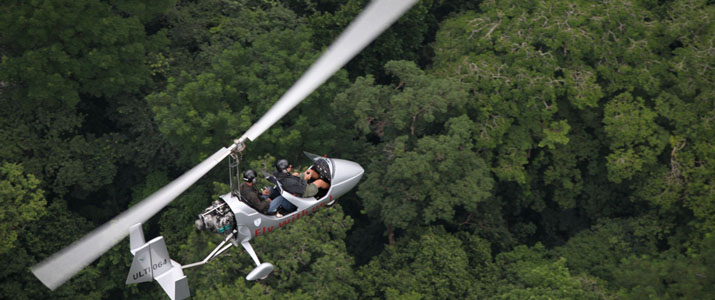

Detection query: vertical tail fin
xmin=129 ymin=223 xmax=146 ymax=254
xmin=126 ymin=243 xmax=152 ymax=284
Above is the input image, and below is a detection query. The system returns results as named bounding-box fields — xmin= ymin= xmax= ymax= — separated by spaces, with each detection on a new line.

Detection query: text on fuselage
xmin=254 ymin=201 xmax=326 ymax=237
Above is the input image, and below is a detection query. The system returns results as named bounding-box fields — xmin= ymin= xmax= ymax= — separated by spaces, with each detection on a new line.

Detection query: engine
xmin=195 ymin=200 xmax=235 ymax=234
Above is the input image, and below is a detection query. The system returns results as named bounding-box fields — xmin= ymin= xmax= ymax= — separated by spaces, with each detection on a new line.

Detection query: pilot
xmin=265 ymin=159 xmax=329 ymax=216
xmin=240 ymin=170 xmax=272 ymax=213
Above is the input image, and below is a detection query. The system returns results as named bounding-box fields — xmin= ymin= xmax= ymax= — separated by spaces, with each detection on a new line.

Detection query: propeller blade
xmin=240 ymin=0 xmax=418 ymax=142
xmin=31 ymin=147 xmax=232 ymax=290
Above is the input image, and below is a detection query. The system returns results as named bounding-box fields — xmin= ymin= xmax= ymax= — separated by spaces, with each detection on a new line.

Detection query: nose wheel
xmin=246 ymin=263 xmax=275 ymax=281
xmin=241 ymin=240 xmax=275 ymax=281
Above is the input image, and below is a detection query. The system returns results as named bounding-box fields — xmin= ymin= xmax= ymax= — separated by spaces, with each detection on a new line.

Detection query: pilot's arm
xmin=303 ymin=183 xmax=319 ymax=198
xmin=312 ymin=179 xmax=329 ymax=189
xmin=302 ymin=180 xmax=329 ymax=198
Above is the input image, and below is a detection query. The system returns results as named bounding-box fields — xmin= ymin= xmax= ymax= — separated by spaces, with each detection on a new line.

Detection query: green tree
xmin=0 ymin=163 xmax=46 ymax=255
xmin=0 ymin=201 xmax=120 ymax=300
xmin=357 ymin=227 xmax=475 ymax=299
xmin=554 ymin=217 xmax=662 ymax=281
xmin=495 ymin=243 xmax=606 ymax=299
xmin=1 ymin=0 xmax=171 ymax=107
xmin=647 ymin=0 xmax=715 ymax=233
xmin=0 ymin=0 xmax=175 ymax=203
xmin=603 ymin=92 xmax=667 ymax=183
xmin=429 ymin=0 xmax=713 ymax=247
xmin=334 ymin=61 xmax=494 ymax=241
xmin=613 ymin=234 xmax=715 ymax=299
xmin=358 ymin=116 xmax=493 ymax=230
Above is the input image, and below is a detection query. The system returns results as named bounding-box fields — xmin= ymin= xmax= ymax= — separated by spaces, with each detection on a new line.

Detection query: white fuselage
xmin=221 ymin=157 xmax=364 ymax=243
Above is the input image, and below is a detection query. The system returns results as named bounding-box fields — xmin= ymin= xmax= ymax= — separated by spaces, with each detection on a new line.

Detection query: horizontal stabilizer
xmin=156 ymin=260 xmax=190 ymax=300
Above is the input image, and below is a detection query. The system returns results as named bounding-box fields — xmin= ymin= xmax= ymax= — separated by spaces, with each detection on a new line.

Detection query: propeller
xmin=31 ymin=0 xmax=417 ymax=290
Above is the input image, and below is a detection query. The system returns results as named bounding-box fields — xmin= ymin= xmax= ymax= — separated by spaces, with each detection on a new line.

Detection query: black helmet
xmin=275 ymin=159 xmax=290 ymax=173
xmin=314 ymin=159 xmax=331 ymax=182
xmin=243 ymin=170 xmax=257 ymax=183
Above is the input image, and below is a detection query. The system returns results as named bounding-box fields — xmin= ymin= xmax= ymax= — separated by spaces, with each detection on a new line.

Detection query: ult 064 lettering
xmin=132 ymin=258 xmax=168 ymax=280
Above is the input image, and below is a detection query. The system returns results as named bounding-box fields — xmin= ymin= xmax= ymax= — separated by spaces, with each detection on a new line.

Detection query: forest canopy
xmin=1 ymin=0 xmax=713 ymax=299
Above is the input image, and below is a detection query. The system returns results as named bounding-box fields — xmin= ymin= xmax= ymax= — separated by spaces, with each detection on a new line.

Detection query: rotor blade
xmin=31 ymin=147 xmax=232 ymax=290
xmin=239 ymin=0 xmax=418 ymax=142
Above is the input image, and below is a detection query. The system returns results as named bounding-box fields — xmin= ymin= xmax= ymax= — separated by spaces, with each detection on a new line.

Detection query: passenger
xmin=299 ymin=167 xmax=330 ymax=193
xmin=239 ymin=170 xmax=272 ymax=214
xmin=265 ymin=159 xmax=329 ymax=216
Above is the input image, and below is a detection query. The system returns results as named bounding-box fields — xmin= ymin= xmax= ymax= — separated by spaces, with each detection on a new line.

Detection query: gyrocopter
xmin=30 ymin=1 xmax=418 ymax=299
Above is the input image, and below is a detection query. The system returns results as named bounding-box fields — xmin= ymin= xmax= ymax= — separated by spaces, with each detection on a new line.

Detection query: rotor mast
xmin=228 ymin=139 xmax=246 ymax=197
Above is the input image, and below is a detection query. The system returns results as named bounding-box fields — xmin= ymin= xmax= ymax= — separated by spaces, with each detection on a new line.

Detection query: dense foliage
xmin=1 ymin=0 xmax=713 ymax=299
